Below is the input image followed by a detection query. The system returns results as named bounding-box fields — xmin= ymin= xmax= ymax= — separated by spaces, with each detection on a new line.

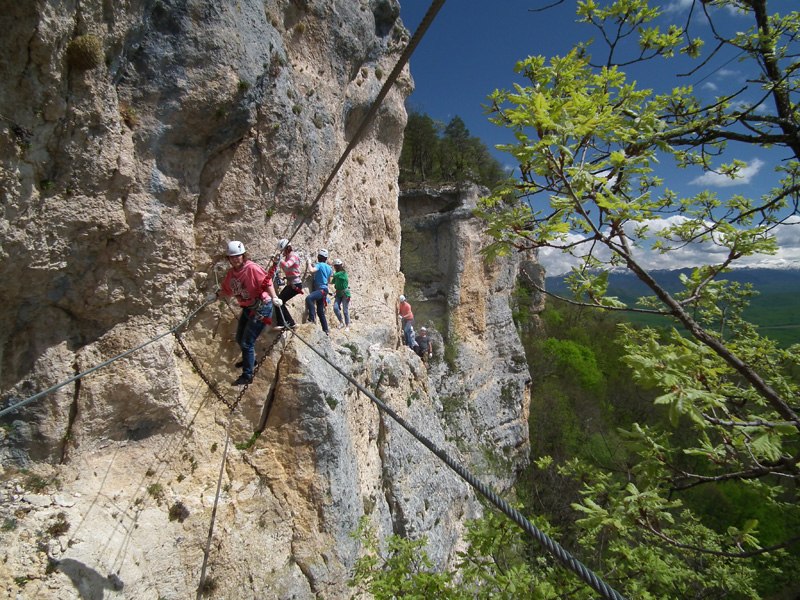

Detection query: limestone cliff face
xmin=400 ymin=184 xmax=540 ymax=489
xmin=0 ymin=2 xmax=537 ymax=598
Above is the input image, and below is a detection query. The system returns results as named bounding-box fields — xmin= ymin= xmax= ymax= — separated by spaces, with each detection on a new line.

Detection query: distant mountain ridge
xmin=545 ymin=267 xmax=800 ymax=347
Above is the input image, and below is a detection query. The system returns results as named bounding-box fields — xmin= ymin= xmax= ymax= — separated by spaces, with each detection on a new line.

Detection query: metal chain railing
xmin=173 ymin=329 xmax=285 ymax=412
xmin=173 ymin=332 xmax=232 ymax=409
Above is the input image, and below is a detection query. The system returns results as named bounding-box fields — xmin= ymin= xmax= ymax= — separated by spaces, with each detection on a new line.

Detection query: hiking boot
xmin=232 ymin=374 xmax=253 ymax=386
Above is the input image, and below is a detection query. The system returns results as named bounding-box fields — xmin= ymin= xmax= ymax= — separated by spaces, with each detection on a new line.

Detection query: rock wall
xmin=0 ymin=2 xmax=539 ymax=598
xmin=400 ymin=183 xmax=540 ymax=490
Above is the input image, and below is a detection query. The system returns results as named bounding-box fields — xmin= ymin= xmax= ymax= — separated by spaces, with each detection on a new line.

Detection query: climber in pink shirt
xmin=272 ymin=238 xmax=303 ymax=329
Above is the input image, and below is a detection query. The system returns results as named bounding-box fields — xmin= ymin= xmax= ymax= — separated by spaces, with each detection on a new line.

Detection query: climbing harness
xmin=245 ymin=300 xmax=273 ymax=326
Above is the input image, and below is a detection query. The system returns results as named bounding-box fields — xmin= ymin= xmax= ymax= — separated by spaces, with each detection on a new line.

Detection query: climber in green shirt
xmin=330 ymin=258 xmax=351 ymax=330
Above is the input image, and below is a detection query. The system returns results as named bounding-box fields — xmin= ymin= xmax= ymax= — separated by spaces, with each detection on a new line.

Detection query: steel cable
xmin=0 ymin=297 xmax=216 ymax=419
xmin=196 ymin=413 xmax=233 ymax=600
xmin=281 ymin=0 xmax=447 ymax=249
xmin=293 ymin=331 xmax=626 ymax=600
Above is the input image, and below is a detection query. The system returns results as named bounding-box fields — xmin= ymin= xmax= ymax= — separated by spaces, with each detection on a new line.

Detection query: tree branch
xmin=703 ymin=415 xmax=797 ymax=429
xmin=521 ymin=271 xmax=670 ymax=315
xmin=639 ymin=519 xmax=800 ymax=559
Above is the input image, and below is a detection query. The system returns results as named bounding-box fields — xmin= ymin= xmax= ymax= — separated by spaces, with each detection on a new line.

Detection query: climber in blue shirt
xmin=306 ymin=249 xmax=333 ymax=335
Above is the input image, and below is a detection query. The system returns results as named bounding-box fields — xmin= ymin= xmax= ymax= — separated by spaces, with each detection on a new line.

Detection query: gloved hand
xmin=272 ymin=297 xmax=283 ymax=307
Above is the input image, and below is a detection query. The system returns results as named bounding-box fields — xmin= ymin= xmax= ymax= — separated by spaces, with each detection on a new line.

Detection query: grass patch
xmin=443 ymin=334 xmax=459 ymax=371
xmin=119 ymin=103 xmax=139 ymax=128
xmin=46 ymin=512 xmax=70 ymax=537
xmin=235 ymin=431 xmax=261 ymax=451
xmin=66 ymin=34 xmax=103 ymax=70
xmin=199 ymin=576 xmax=218 ymax=596
xmin=342 ymin=342 xmax=362 ymax=362
xmin=441 ymin=394 xmax=466 ymax=424
xmin=147 ymin=483 xmax=165 ymax=504
xmin=168 ymin=501 xmax=190 ymax=522
xmin=24 ymin=474 xmax=49 ymax=493
xmin=2 ymin=518 xmax=18 ymax=532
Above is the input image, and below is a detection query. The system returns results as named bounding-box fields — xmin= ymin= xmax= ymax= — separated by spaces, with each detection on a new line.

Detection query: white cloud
xmin=662 ymin=0 xmax=749 ymax=18
xmin=663 ymin=0 xmax=692 ymax=14
xmin=538 ymin=216 xmax=800 ymax=276
xmin=701 ymin=81 xmax=718 ymax=92
xmin=717 ymin=68 xmax=739 ymax=78
xmin=738 ymin=215 xmax=800 ymax=269
xmin=690 ymin=158 xmax=764 ymax=187
xmin=729 ymin=100 xmax=771 ymax=115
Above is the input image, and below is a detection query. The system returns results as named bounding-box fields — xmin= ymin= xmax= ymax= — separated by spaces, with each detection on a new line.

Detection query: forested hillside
xmin=547 ymin=268 xmax=800 ymax=347
xmin=514 ymin=296 xmax=800 ymax=599
xmin=352 ymin=288 xmax=800 ymax=598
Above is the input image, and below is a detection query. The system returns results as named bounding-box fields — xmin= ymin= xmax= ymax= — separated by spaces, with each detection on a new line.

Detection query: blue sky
xmin=399 ymin=1 xmax=800 ymax=275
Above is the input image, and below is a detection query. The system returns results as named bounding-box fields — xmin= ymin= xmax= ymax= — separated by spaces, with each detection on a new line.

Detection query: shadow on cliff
xmin=52 ymin=558 xmax=124 ymax=600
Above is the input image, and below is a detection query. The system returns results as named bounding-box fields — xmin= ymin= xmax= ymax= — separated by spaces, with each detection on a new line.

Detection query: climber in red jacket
xmin=217 ymin=240 xmax=282 ymax=385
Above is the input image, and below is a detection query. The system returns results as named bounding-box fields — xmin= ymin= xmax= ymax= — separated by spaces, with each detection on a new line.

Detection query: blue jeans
xmin=306 ymin=288 xmax=329 ymax=333
xmin=235 ymin=302 xmax=272 ymax=377
xmin=402 ymin=318 xmax=415 ymax=347
xmin=334 ymin=295 xmax=350 ymax=326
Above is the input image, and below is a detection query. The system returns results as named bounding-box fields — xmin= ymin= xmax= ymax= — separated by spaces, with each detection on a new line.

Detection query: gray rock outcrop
xmin=400 ymin=183 xmax=540 ymax=490
xmin=0 ymin=2 xmax=539 ymax=598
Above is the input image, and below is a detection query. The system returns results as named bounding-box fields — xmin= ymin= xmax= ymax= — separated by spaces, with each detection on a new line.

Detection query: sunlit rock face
xmin=0 ymin=2 xmax=539 ymax=598
xmin=400 ymin=183 xmax=541 ymax=490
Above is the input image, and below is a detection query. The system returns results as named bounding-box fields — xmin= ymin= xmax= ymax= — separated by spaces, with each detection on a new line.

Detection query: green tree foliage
xmin=473 ymin=0 xmax=799 ymax=592
xmin=348 ymin=297 xmax=799 ymax=598
xmin=400 ymin=111 xmax=439 ymax=182
xmin=541 ymin=338 xmax=605 ymax=395
xmin=399 ymin=110 xmax=506 ymax=188
xmin=349 ymin=518 xmax=456 ymax=598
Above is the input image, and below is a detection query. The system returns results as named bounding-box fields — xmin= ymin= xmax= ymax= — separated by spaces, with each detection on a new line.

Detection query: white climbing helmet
xmin=318 ymin=249 xmax=329 ymax=259
xmin=333 ymin=258 xmax=343 ymax=266
xmin=420 ymin=327 xmax=427 ymax=333
xmin=399 ymin=295 xmax=406 ymax=302
xmin=227 ymin=241 xmax=245 ymax=256
xmin=278 ymin=238 xmax=289 ymax=251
